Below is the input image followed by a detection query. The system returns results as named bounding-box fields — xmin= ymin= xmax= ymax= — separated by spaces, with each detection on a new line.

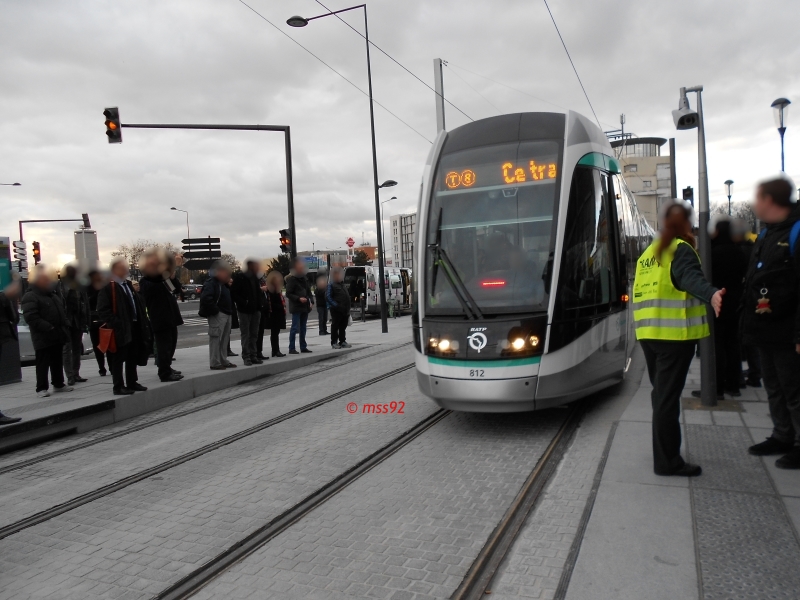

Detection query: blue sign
xmin=302 ymin=256 xmax=319 ymax=270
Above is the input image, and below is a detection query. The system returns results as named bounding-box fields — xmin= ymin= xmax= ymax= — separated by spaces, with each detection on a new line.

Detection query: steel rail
xmin=0 ymin=342 xmax=411 ymax=475
xmin=0 ymin=363 xmax=415 ymax=541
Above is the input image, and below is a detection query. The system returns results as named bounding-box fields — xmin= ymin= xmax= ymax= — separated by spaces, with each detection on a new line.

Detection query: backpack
xmin=757 ymin=220 xmax=800 ymax=256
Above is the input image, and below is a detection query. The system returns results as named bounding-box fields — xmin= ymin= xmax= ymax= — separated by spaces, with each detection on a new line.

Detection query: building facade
xmin=388 ymin=213 xmax=416 ymax=269
xmin=610 ymin=137 xmax=672 ymax=231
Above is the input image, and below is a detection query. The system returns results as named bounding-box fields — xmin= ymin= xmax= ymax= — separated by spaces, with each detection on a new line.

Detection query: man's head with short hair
xmin=292 ymin=257 xmax=306 ymax=275
xmin=331 ymin=266 xmax=344 ymax=282
xmin=30 ymin=264 xmax=54 ymax=290
xmin=754 ymin=176 xmax=797 ymax=224
xmin=244 ymin=257 xmax=260 ymax=274
xmin=109 ymin=256 xmax=129 ymax=280
xmin=211 ymin=260 xmax=231 ymax=281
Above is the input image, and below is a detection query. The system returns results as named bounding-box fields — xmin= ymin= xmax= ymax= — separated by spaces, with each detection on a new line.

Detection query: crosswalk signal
xmin=682 ymin=186 xmax=694 ymax=207
xmin=32 ymin=241 xmax=41 ymax=265
xmin=104 ymin=107 xmax=122 ymax=144
xmin=279 ymin=229 xmax=292 ymax=254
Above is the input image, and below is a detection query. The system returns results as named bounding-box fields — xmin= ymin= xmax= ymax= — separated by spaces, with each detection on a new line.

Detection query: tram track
xmin=0 ymin=341 xmax=412 ymax=476
xmin=0 ymin=362 xmax=415 ymax=541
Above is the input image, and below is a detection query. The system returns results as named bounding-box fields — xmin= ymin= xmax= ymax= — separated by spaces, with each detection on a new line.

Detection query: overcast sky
xmin=1 ymin=0 xmax=798 ymax=266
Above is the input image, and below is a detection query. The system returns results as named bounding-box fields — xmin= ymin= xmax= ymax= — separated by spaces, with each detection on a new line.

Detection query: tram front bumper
xmin=416 ymin=371 xmax=536 ymax=413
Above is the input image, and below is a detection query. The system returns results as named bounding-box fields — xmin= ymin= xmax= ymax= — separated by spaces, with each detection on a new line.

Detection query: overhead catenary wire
xmin=541 ymin=0 xmax=602 ymax=131
xmin=236 ymin=0 xmax=432 ymax=143
xmin=442 ymin=62 xmax=504 ymax=115
xmin=312 ymin=0 xmax=474 ymax=123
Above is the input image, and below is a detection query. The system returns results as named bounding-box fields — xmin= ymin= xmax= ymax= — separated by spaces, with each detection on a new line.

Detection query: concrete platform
xmin=0 ymin=316 xmax=410 ymax=452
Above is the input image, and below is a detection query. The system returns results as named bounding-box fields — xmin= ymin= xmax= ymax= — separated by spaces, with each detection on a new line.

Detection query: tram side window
xmin=558 ymin=168 xmax=616 ymax=312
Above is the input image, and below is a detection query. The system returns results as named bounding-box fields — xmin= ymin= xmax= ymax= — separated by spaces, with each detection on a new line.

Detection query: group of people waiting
xmin=634 ymin=175 xmax=800 ymax=475
xmin=200 ymin=256 xmax=352 ymax=370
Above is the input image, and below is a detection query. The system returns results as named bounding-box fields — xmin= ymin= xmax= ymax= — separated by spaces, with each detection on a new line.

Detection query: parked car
xmin=17 ymin=310 xmax=91 ymax=365
xmin=181 ymin=284 xmax=203 ymax=300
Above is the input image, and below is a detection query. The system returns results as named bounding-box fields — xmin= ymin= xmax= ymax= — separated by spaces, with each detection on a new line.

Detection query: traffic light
xmin=32 ymin=241 xmax=41 ymax=265
xmin=82 ymin=213 xmax=91 ymax=228
xmin=104 ymin=107 xmax=122 ymax=144
xmin=12 ymin=241 xmax=27 ymax=273
xmin=682 ymin=186 xmax=694 ymax=207
xmin=279 ymin=229 xmax=292 ymax=254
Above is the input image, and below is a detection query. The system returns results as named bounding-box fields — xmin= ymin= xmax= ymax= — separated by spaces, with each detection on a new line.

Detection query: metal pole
xmin=693 ymin=88 xmax=717 ymax=407
xmin=728 ymin=195 xmax=732 ymax=217
xmin=284 ymin=127 xmax=297 ymax=259
xmin=363 ymin=5 xmax=388 ymax=333
xmin=779 ymin=127 xmax=786 ymax=172
xmin=669 ymin=138 xmax=677 ymax=199
xmin=434 ymin=58 xmax=446 ymax=133
xmin=186 ymin=213 xmax=190 ymax=240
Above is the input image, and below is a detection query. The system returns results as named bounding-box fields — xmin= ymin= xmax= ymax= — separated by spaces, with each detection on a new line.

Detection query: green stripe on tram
xmin=577 ymin=152 xmax=621 ymax=174
xmin=427 ymin=356 xmax=541 ymax=368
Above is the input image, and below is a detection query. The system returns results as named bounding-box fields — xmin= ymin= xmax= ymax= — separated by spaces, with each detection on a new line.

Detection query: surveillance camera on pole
xmin=672 ymin=88 xmax=700 ymax=130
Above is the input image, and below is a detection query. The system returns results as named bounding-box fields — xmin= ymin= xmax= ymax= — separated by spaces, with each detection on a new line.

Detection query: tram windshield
xmin=425 ymin=140 xmax=561 ymax=316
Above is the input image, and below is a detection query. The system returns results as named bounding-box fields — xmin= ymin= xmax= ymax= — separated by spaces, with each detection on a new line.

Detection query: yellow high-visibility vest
xmin=633 ymin=238 xmax=710 ymax=341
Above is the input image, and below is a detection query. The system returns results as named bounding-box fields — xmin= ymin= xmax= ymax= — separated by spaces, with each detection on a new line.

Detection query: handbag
xmin=97 ymin=282 xmax=118 ymax=354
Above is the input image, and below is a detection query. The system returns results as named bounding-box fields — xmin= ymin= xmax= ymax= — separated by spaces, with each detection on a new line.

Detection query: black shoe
xmin=227 ymin=350 xmax=238 ymax=357
xmin=691 ymin=390 xmax=724 ymax=401
xmin=131 ymin=383 xmax=148 ymax=392
xmin=113 ymin=387 xmax=135 ymax=395
xmin=171 ymin=369 xmax=182 ymax=375
xmin=273 ymin=352 xmax=286 ymax=358
xmin=301 ymin=349 xmax=313 ymax=353
xmin=319 ymin=331 xmax=330 ymax=336
xmin=288 ymin=350 xmax=299 ymax=355
xmin=0 ymin=414 xmax=21 ymax=425
xmin=99 ymin=369 xmax=107 ymax=377
xmin=243 ymin=359 xmax=254 ymax=366
xmin=671 ymin=463 xmax=702 ymax=477
xmin=257 ymin=354 xmax=269 ymax=361
xmin=159 ymin=374 xmax=183 ymax=382
xmin=724 ymin=388 xmax=742 ymax=398
xmin=746 ymin=377 xmax=762 ymax=388
xmin=775 ymin=447 xmax=800 ymax=469
xmin=67 ymin=378 xmax=75 ymax=386
xmin=73 ymin=376 xmax=88 ymax=383
xmin=252 ymin=358 xmax=263 ymax=365
xmin=749 ymin=437 xmax=794 ymax=456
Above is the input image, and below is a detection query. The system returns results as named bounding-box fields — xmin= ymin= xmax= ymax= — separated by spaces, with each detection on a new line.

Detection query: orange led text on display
xmin=445 ymin=169 xmax=476 ymax=189
xmin=502 ymin=160 xmax=557 ymax=184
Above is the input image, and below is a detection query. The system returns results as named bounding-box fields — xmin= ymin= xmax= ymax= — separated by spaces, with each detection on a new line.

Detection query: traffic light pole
xmin=18 ymin=218 xmax=88 ymax=242
xmin=119 ymin=122 xmax=297 ymax=259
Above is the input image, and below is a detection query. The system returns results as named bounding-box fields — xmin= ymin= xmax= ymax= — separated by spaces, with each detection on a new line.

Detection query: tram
xmin=413 ymin=111 xmax=654 ymax=412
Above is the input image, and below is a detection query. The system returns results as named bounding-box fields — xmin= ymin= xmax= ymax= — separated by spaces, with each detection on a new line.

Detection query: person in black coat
xmin=326 ymin=267 xmax=351 ymax=349
xmin=0 ymin=277 xmax=23 ymax=423
xmin=708 ymin=218 xmax=747 ymax=397
xmin=20 ymin=266 xmax=73 ymax=397
xmin=97 ymin=258 xmax=152 ymax=395
xmin=285 ymin=258 xmax=313 ymax=354
xmin=57 ymin=264 xmax=90 ymax=385
xmin=231 ymin=259 xmax=265 ymax=365
xmin=265 ymin=270 xmax=286 ymax=357
xmin=256 ymin=275 xmax=271 ymax=361
xmin=315 ymin=274 xmax=330 ymax=336
xmin=85 ymin=270 xmax=108 ymax=376
xmin=138 ymin=248 xmax=183 ymax=382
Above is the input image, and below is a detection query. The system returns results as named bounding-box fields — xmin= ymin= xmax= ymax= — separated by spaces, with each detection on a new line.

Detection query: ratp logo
xmin=467 ymin=331 xmax=488 ymax=352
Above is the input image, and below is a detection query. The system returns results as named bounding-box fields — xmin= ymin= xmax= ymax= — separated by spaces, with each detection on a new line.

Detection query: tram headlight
xmin=428 ymin=337 xmax=438 ymax=348
xmin=511 ymin=337 xmax=526 ymax=351
xmin=529 ymin=335 xmax=539 ymax=347
xmin=438 ymin=339 xmax=450 ymax=351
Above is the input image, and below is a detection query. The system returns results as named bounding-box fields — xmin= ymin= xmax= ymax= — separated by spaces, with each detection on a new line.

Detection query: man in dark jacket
xmin=57 ymin=264 xmax=90 ymax=385
xmin=85 ymin=270 xmax=108 ymax=376
xmin=0 ymin=277 xmax=23 ymax=423
xmin=97 ymin=257 xmax=151 ymax=395
xmin=326 ymin=267 xmax=351 ymax=349
xmin=743 ymin=177 xmax=800 ymax=469
xmin=20 ymin=266 xmax=73 ymax=398
xmin=285 ymin=258 xmax=313 ymax=354
xmin=138 ymin=249 xmax=183 ymax=382
xmin=737 ymin=229 xmax=762 ymax=387
xmin=231 ymin=258 xmax=264 ymax=366
xmin=201 ymin=261 xmax=236 ymax=370
xmin=315 ymin=274 xmax=330 ymax=336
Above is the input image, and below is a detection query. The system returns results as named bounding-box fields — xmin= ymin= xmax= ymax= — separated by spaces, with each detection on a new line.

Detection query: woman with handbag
xmin=265 ymin=271 xmax=287 ymax=357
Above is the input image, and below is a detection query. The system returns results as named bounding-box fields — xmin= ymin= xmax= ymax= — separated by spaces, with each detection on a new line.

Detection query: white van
xmin=343 ymin=266 xmax=412 ymax=316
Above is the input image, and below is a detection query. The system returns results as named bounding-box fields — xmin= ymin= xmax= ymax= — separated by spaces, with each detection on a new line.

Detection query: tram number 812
xmin=469 ymin=369 xmax=485 ymax=378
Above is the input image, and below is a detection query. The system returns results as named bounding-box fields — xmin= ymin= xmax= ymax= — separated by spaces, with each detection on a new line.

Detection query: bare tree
xmin=711 ymin=201 xmax=757 ymax=231
xmin=111 ymin=239 xmax=178 ymax=268
xmin=220 ymin=252 xmax=241 ymax=273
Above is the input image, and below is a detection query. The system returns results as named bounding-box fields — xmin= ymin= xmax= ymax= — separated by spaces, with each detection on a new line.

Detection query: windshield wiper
xmin=428 ymin=208 xmax=483 ymax=320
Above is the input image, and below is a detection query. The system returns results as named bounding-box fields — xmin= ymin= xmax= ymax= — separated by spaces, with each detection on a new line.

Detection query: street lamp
xmin=673 ymin=85 xmax=717 ymax=407
xmin=724 ymin=180 xmax=734 ymax=216
xmin=289 ymin=5 xmax=392 ymax=334
xmin=0 ymin=183 xmax=21 ymax=186
xmin=771 ymin=98 xmax=791 ymax=172
xmin=170 ymin=207 xmax=190 ymax=240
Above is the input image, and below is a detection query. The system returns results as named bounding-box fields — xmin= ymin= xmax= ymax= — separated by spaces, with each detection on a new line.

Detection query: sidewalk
xmin=0 ymin=316 xmax=411 ymax=451
xmin=567 ymin=354 xmax=800 ymax=599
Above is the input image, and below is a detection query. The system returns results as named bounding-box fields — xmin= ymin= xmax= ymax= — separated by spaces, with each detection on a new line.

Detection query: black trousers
xmin=714 ymin=318 xmax=741 ymax=394
xmin=759 ymin=345 xmax=800 ymax=446
xmin=108 ymin=326 xmax=140 ymax=390
xmin=270 ymin=327 xmax=281 ymax=355
xmin=744 ymin=343 xmax=762 ymax=380
xmin=35 ymin=344 xmax=65 ymax=392
xmin=317 ymin=305 xmax=328 ymax=334
xmin=640 ymin=339 xmax=696 ymax=474
xmin=330 ymin=311 xmax=348 ymax=345
xmin=153 ymin=327 xmax=177 ymax=379
xmin=89 ymin=321 xmax=107 ymax=374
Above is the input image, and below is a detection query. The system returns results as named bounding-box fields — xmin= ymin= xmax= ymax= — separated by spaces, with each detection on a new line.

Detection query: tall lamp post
xmin=771 ymin=98 xmax=791 ymax=172
xmin=381 ymin=196 xmax=396 ymax=266
xmin=170 ymin=207 xmax=190 ymax=240
xmin=288 ymin=5 xmax=395 ymax=333
xmin=673 ymin=85 xmax=717 ymax=407
xmin=724 ymin=180 xmax=734 ymax=216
